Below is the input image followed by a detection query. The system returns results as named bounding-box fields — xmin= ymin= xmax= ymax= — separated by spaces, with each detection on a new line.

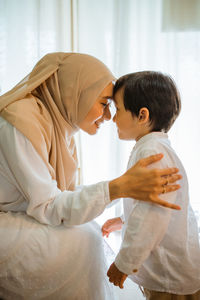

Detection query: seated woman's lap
xmin=0 ymin=212 xmax=110 ymax=300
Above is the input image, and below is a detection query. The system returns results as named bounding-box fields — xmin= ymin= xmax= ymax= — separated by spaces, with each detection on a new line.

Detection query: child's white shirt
xmin=115 ymin=132 xmax=200 ymax=294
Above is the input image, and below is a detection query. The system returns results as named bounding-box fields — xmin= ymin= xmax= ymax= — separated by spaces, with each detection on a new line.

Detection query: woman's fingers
xmin=158 ymin=182 xmax=181 ymax=194
xmin=158 ymin=167 xmax=180 ymax=177
xmin=156 ymin=198 xmax=181 ymax=210
xmin=150 ymin=194 xmax=181 ymax=210
xmin=137 ymin=154 xmax=182 ymax=182
xmin=164 ymin=184 xmax=181 ymax=193
xmin=161 ymin=174 xmax=182 ymax=185
xmin=138 ymin=153 xmax=164 ymax=167
xmin=111 ymin=154 xmax=182 ymax=208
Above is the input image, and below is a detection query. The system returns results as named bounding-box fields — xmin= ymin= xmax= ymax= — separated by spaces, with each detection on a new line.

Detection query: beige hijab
xmin=0 ymin=52 xmax=115 ymax=191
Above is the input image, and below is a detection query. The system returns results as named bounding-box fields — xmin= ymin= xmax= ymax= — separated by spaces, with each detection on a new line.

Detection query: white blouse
xmin=115 ymin=132 xmax=200 ymax=295
xmin=0 ymin=117 xmax=116 ymax=299
xmin=0 ymin=117 xmax=110 ymax=226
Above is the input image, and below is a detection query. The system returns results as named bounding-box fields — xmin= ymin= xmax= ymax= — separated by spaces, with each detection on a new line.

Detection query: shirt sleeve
xmin=0 ymin=120 xmax=110 ymax=226
xmin=114 ymin=147 xmax=178 ymax=275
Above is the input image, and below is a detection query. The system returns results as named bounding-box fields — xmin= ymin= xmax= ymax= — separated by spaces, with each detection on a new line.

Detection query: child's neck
xmin=135 ymin=129 xmax=162 ymax=142
xmin=135 ymin=128 xmax=152 ymax=142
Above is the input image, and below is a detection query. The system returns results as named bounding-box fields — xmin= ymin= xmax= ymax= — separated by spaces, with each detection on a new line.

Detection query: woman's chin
xmin=88 ymin=131 xmax=97 ymax=135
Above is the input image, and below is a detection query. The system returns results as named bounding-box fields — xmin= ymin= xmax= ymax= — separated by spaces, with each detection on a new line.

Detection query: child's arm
xmin=114 ymin=148 xmax=179 ymax=276
xmin=107 ymin=190 xmax=177 ymax=288
xmin=101 ymin=217 xmax=123 ymax=237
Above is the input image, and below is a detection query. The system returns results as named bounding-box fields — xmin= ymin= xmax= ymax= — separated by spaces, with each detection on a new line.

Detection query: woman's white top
xmin=0 ymin=117 xmax=110 ymax=225
xmin=115 ymin=132 xmax=200 ymax=295
xmin=0 ymin=116 xmax=114 ymax=299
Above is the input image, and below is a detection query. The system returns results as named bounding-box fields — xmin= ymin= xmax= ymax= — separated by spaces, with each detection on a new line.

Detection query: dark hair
xmin=113 ymin=71 xmax=181 ymax=132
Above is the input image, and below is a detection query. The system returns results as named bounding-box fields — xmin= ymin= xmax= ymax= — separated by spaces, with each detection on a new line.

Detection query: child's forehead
xmin=112 ymin=97 xmax=117 ymax=104
xmin=113 ymin=86 xmax=124 ymax=103
xmin=111 ymin=95 xmax=118 ymax=105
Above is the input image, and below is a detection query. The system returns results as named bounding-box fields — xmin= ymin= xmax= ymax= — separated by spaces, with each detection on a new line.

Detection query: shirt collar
xmin=133 ymin=131 xmax=169 ymax=151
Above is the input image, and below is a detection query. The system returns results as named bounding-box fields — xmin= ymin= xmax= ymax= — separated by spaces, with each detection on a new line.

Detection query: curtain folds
xmin=0 ymin=0 xmax=72 ymax=93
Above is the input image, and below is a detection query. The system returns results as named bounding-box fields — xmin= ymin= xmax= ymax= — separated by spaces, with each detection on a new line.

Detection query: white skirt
xmin=0 ymin=211 xmax=115 ymax=300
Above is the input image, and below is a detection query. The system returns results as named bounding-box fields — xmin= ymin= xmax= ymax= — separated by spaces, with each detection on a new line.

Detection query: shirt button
xmin=133 ymin=269 xmax=138 ymax=273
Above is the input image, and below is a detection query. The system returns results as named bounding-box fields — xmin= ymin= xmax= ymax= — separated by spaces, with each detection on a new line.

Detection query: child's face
xmin=112 ymin=88 xmax=142 ymax=141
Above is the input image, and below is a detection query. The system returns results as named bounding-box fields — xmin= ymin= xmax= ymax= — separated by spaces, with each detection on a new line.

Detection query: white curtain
xmin=0 ymin=0 xmax=72 ymax=93
xmin=0 ymin=0 xmax=200 ymax=225
xmin=0 ymin=1 xmax=199 ymax=298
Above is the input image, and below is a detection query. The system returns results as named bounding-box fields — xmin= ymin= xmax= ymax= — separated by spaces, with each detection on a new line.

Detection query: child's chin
xmin=118 ymin=133 xmax=126 ymax=140
xmin=118 ymin=133 xmax=133 ymax=140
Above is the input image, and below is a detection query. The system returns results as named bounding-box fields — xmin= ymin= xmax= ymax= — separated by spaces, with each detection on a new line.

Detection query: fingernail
xmin=174 ymin=206 xmax=181 ymax=210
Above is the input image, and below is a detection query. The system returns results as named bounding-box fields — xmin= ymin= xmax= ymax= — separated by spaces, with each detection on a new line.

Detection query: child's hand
xmin=107 ymin=262 xmax=128 ymax=289
xmin=101 ymin=217 xmax=123 ymax=237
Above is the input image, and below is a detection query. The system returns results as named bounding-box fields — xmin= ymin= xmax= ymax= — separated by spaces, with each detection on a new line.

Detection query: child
xmin=102 ymin=71 xmax=200 ymax=299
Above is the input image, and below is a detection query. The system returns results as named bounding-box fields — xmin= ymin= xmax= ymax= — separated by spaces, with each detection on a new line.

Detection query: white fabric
xmin=115 ymin=132 xmax=200 ymax=295
xmin=0 ymin=116 xmax=115 ymax=299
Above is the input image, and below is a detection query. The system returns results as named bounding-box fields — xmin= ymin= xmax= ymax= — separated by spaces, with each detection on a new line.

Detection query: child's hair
xmin=113 ymin=71 xmax=181 ymax=132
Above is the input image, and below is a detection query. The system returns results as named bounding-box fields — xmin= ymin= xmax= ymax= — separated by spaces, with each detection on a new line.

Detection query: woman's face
xmin=79 ymin=82 xmax=113 ymax=135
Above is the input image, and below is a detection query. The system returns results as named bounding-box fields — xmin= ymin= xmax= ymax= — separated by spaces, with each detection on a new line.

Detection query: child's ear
xmin=138 ymin=107 xmax=149 ymax=124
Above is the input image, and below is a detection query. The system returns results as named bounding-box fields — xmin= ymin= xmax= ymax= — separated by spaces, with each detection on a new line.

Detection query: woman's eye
xmin=101 ymin=102 xmax=109 ymax=108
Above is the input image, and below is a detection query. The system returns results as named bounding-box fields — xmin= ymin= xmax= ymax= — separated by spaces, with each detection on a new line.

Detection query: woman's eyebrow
xmin=101 ymin=96 xmax=113 ymax=100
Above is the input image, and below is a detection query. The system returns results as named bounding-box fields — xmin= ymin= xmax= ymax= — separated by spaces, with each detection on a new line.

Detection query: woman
xmin=0 ymin=53 xmax=181 ymax=299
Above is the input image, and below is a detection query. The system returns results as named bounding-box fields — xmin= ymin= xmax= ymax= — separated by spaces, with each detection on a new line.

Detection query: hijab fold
xmin=0 ymin=52 xmax=115 ymax=191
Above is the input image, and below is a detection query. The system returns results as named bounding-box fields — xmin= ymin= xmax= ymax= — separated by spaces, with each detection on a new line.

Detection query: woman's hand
xmin=102 ymin=217 xmax=123 ymax=237
xmin=109 ymin=153 xmax=182 ymax=210
xmin=107 ymin=262 xmax=128 ymax=289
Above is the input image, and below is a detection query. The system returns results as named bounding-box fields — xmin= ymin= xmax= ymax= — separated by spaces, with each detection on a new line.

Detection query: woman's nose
xmin=103 ymin=105 xmax=111 ymax=121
